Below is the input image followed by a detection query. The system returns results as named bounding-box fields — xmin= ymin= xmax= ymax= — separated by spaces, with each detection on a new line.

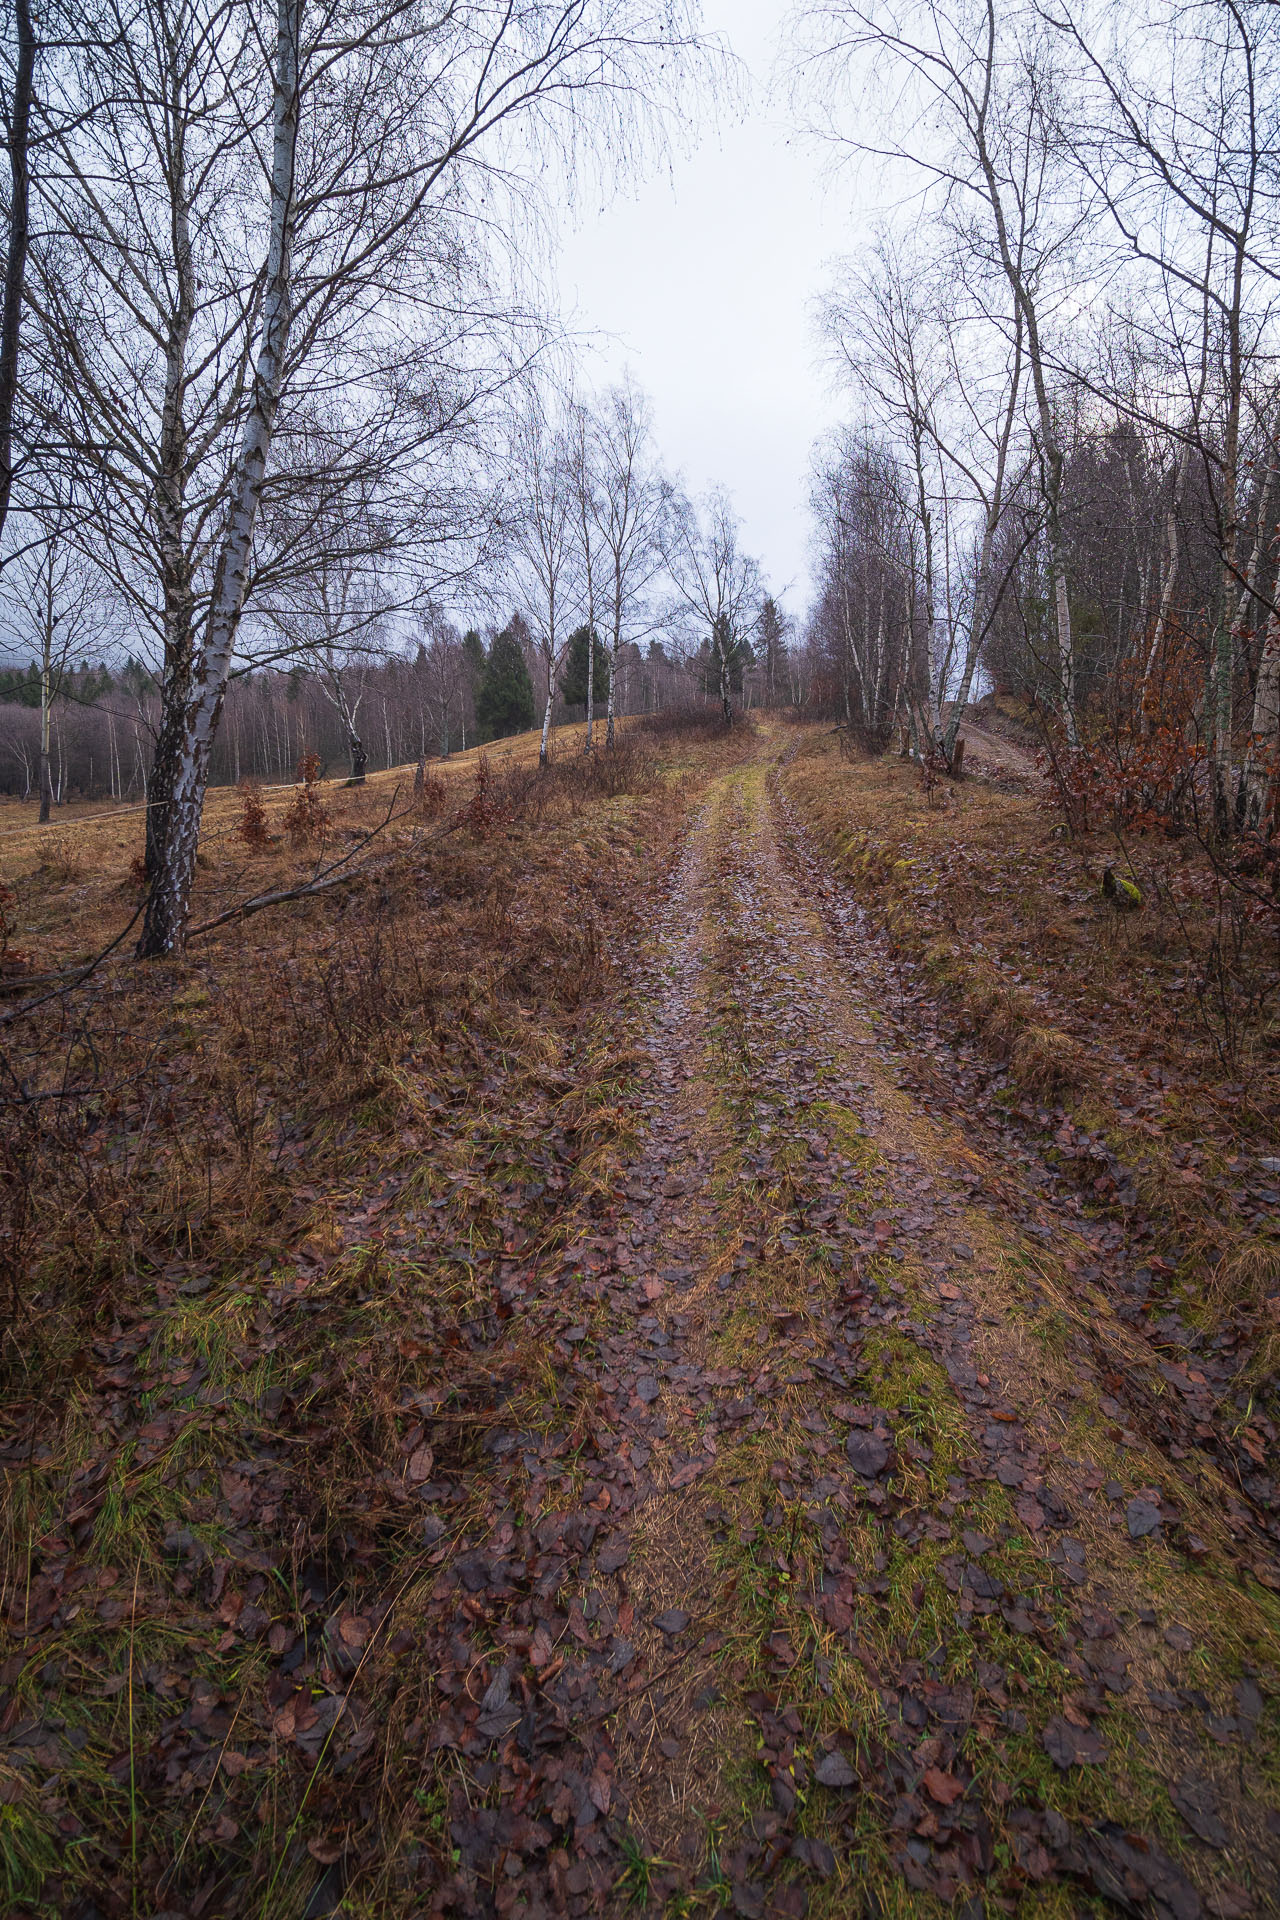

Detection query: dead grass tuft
xmin=1010 ymin=1022 xmax=1087 ymax=1096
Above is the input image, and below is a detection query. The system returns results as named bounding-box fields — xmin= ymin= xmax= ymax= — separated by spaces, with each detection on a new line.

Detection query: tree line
xmin=0 ymin=0 xmax=770 ymax=952
xmin=0 ymin=619 xmax=737 ymax=803
xmin=794 ymin=0 xmax=1280 ymax=846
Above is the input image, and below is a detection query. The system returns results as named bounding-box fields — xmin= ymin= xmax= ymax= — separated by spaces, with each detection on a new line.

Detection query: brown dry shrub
xmin=464 ymin=755 xmax=512 ymax=839
xmin=633 ymin=704 xmax=741 ymax=744
xmin=0 ymin=883 xmax=31 ymax=976
xmin=235 ymin=777 xmax=271 ymax=849
xmin=36 ymin=830 xmax=81 ymax=883
xmin=1205 ymin=1237 xmax=1280 ymax=1362
xmin=282 ymin=759 xmax=330 ymax=847
xmin=1009 ymin=1024 xmax=1086 ymax=1097
xmin=414 ymin=761 xmax=448 ymax=817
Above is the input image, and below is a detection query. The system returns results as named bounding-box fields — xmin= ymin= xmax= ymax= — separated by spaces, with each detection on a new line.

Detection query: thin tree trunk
xmin=1141 ymin=442 xmax=1192 ymax=713
xmin=1210 ymin=243 xmax=1247 ymax=839
xmin=0 ymin=0 xmax=34 ymax=552
xmin=144 ymin=119 xmax=198 ymax=882
xmin=1241 ymin=600 xmax=1280 ymax=833
xmin=138 ymin=0 xmax=300 ymax=956
xmin=37 ymin=650 xmax=50 ymax=822
xmin=605 ymin=642 xmax=618 ymax=746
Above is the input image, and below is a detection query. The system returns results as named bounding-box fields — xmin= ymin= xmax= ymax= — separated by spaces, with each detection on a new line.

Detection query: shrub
xmin=235 ymin=778 xmax=271 ymax=849
xmin=413 ymin=759 xmax=448 ymax=818
xmin=283 ymin=756 xmax=330 ymax=848
xmin=464 ymin=756 xmax=510 ymax=840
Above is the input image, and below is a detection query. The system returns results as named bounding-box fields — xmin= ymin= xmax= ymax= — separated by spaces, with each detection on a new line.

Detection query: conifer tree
xmin=475 ymin=626 xmax=535 ymax=741
xmin=558 ymin=625 xmax=610 ymax=714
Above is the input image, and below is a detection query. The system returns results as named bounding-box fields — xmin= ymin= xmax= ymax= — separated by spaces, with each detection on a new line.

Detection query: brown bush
xmin=282 ymin=759 xmax=330 ymax=847
xmin=633 ymin=704 xmax=737 ymax=744
xmin=413 ymin=759 xmax=448 ymax=817
xmin=235 ymin=777 xmax=271 ymax=849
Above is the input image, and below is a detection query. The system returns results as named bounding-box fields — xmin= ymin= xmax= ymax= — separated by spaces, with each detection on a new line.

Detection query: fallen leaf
xmin=921 ymin=1766 xmax=965 ymax=1806
xmin=814 ymin=1750 xmax=857 ymax=1788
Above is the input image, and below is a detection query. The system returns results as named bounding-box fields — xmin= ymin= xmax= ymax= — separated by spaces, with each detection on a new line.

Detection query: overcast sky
xmin=555 ymin=0 xmax=849 ymax=624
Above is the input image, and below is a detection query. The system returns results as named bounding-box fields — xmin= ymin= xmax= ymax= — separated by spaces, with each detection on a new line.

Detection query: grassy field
xmin=0 ymin=716 xmax=1276 ymax=1919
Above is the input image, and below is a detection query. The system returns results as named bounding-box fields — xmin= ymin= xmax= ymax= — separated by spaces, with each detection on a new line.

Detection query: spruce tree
xmin=558 ymin=625 xmax=610 ymax=713
xmin=475 ymin=627 xmax=535 ymax=741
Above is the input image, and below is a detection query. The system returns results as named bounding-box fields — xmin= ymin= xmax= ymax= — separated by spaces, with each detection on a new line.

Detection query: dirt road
xmin=416 ymin=732 xmax=1278 ymax=1919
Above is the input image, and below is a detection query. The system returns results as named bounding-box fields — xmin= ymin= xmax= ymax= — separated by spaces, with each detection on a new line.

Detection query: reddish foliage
xmin=1050 ymin=641 xmax=1207 ymax=838
xmin=282 ymin=756 xmax=330 ymax=847
xmin=414 ymin=760 xmax=447 ymax=817
xmin=235 ymin=777 xmax=271 ymax=849
xmin=0 ymin=882 xmax=31 ymax=975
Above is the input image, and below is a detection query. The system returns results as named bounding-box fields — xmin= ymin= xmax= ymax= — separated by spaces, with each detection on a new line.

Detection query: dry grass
xmin=784 ymin=725 xmax=1280 ymax=1115
xmin=0 ymin=718 xmax=673 ymax=973
xmin=0 ymin=713 xmax=751 ymax=1916
xmin=781 ymin=725 xmax=1280 ymax=1383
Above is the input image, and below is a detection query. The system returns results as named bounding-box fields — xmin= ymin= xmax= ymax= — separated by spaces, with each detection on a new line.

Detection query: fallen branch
xmin=0 ymin=902 xmax=146 ymax=1029
xmin=187 ymin=784 xmax=473 ymax=940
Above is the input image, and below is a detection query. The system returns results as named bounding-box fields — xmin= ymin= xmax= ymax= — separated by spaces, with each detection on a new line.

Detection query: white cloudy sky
xmin=555 ymin=0 xmax=854 ymax=621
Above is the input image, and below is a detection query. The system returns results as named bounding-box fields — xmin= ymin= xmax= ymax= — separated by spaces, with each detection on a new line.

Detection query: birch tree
xmin=822 ymin=234 xmax=1030 ymax=764
xmin=661 ymin=486 xmax=761 ymax=723
xmin=586 ymin=379 xmax=666 ymax=746
xmin=507 ymin=405 xmax=580 ymax=765
xmin=0 ymin=0 xmax=35 ymax=551
xmin=795 ymin=0 xmax=1086 ymax=742
xmin=0 ymin=511 xmax=101 ymax=819
xmin=30 ymin=0 xmax=709 ymax=953
xmin=1045 ymin=0 xmax=1280 ymax=832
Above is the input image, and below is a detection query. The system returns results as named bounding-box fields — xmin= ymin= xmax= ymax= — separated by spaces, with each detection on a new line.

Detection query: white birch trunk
xmin=139 ymin=0 xmax=300 ymax=955
xmin=1242 ymin=602 xmax=1280 ymax=833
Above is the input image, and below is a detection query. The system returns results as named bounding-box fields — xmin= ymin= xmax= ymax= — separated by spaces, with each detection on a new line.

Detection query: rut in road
xmin=425 ymin=739 xmax=1278 ymax=1920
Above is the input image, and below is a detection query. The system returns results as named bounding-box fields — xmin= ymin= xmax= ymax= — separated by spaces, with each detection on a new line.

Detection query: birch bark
xmin=139 ymin=0 xmax=300 ymax=955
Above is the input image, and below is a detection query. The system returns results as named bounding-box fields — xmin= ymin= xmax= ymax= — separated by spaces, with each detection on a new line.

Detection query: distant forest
xmin=0 ymin=626 xmax=776 ymax=803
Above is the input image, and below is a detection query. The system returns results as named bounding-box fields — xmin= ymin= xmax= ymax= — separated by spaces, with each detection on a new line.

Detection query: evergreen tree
xmin=558 ymin=624 xmax=610 ymax=713
xmin=758 ymin=595 xmax=788 ymax=703
xmin=474 ymin=626 xmax=535 ymax=741
xmin=461 ymin=628 xmax=486 ymax=705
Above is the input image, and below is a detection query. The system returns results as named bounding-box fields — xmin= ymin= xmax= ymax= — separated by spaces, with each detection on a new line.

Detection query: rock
xmin=1102 ymin=867 xmax=1142 ymax=910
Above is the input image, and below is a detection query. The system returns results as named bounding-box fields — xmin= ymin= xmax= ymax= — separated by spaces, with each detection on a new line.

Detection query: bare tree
xmin=417 ymin=608 xmax=466 ymax=758
xmin=271 ymin=551 xmax=396 ymax=784
xmin=822 ymin=232 xmax=1030 ymax=764
xmin=30 ymin=0 xmax=709 ymax=952
xmin=506 ymin=401 xmax=581 ymax=764
xmin=757 ymin=593 xmax=792 ymax=704
xmin=661 ymin=486 xmax=761 ymax=722
xmin=0 ymin=509 xmax=102 ymax=817
xmin=0 ymin=0 xmax=34 ymax=551
xmin=796 ymin=0 xmax=1088 ymax=744
xmin=1046 ymin=0 xmax=1280 ymax=828
xmin=808 ymin=429 xmax=912 ymax=742
xmin=587 ymin=378 xmax=667 ymax=746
